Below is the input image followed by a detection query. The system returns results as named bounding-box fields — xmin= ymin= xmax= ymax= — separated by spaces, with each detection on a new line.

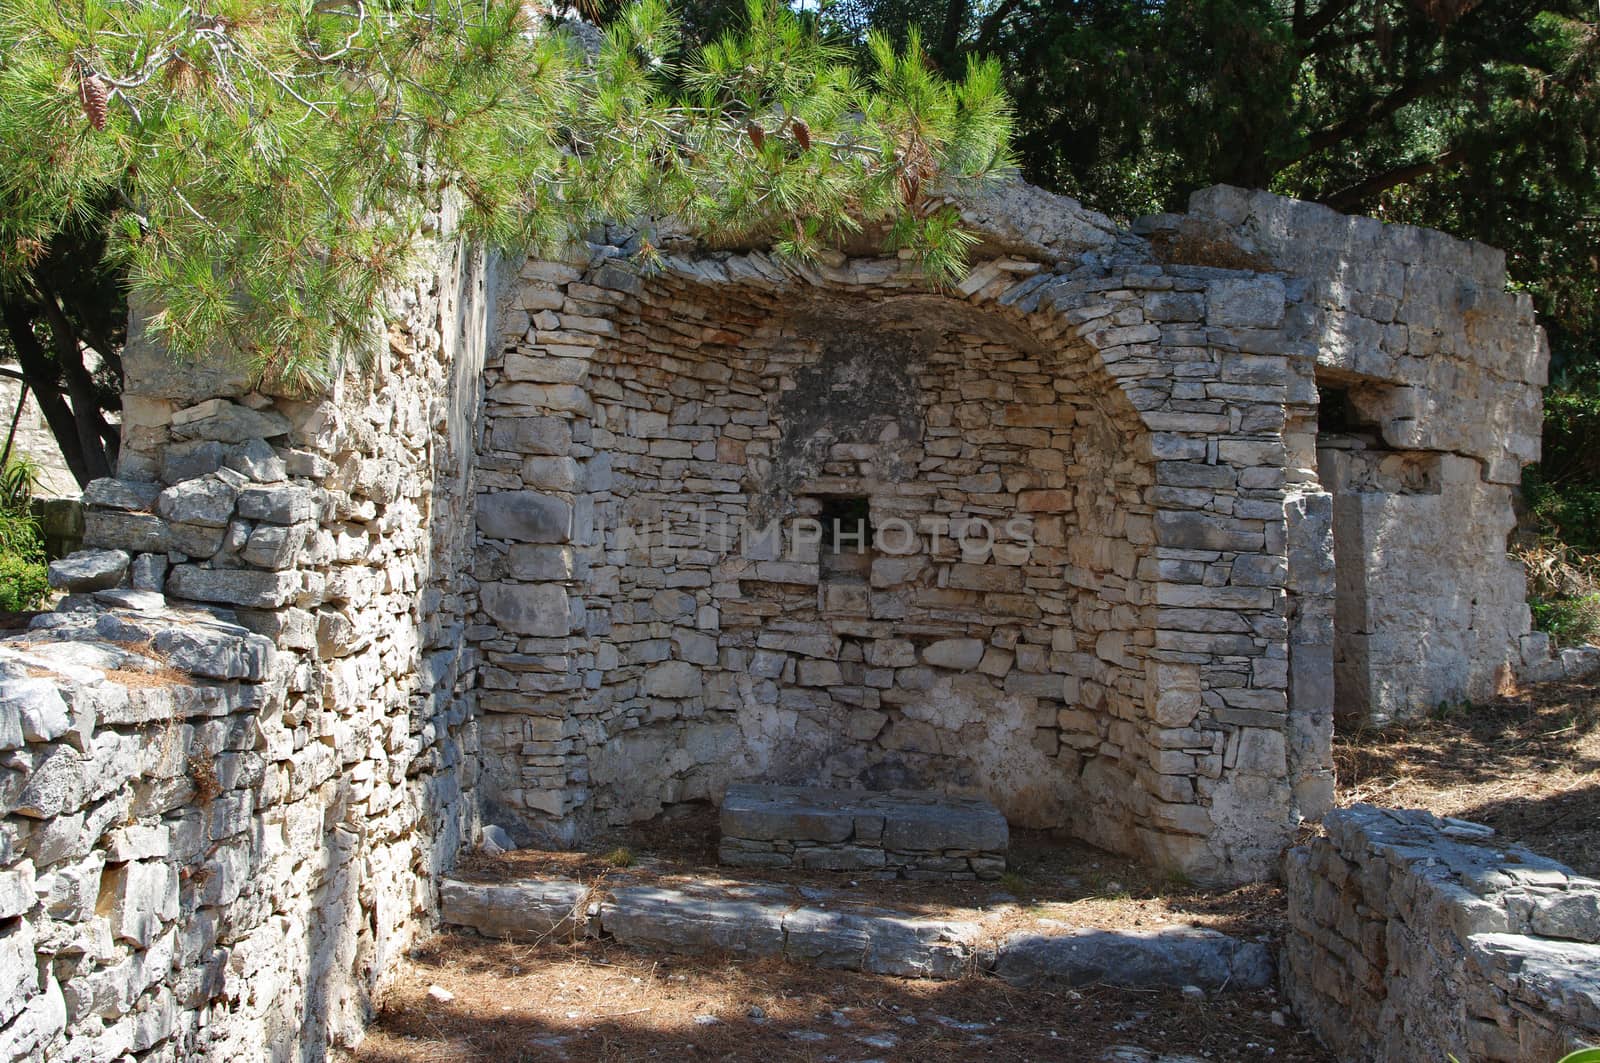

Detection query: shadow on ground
xmin=355 ymin=932 xmax=1328 ymax=1063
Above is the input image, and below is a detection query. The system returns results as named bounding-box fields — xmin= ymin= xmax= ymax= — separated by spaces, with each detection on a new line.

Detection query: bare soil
xmin=356 ymin=677 xmax=1600 ymax=1063
xmin=352 ymin=937 xmax=1322 ymax=1062
xmin=1335 ymin=676 xmax=1600 ymax=877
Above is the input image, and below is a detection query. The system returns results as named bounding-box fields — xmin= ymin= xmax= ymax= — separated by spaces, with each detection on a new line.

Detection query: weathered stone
xmin=4 ymin=679 xmax=70 ymax=743
xmin=441 ymin=879 xmax=591 ymax=942
xmin=167 ymin=565 xmax=298 ymax=608
xmin=477 ymin=491 xmax=572 ymax=542
xmin=994 ymin=927 xmax=1273 ymax=991
xmin=83 ymin=478 xmax=162 ymax=512
xmin=480 ymin=582 xmax=571 ymax=636
xmin=603 ymin=884 xmax=787 ymax=955
xmin=921 ymin=638 xmax=985 ymax=670
xmin=720 ymin=785 xmax=1006 ymax=880
xmin=225 ymin=438 xmax=288 ymax=482
xmin=236 ymin=484 xmax=320 ymax=524
xmin=47 ymin=549 xmax=129 ymax=592
xmin=643 ymin=660 xmax=702 ymax=699
xmin=85 ymin=510 xmax=169 ymax=553
xmin=170 ymin=399 xmax=291 ymax=442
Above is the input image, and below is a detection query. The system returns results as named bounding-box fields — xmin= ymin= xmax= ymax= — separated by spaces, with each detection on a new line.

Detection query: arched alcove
xmin=471 ymin=246 xmax=1334 ymax=883
xmin=542 ymin=280 xmax=1157 ymax=848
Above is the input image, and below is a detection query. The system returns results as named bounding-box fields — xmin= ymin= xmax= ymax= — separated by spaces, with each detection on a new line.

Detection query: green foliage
xmin=0 ymin=455 xmax=46 ymax=613
xmin=1530 ymin=594 xmax=1600 ymax=650
xmin=0 ymin=0 xmax=1014 ymax=395
xmin=814 ymin=0 xmax=1600 ymax=376
xmin=1516 ymin=538 xmax=1600 ymax=648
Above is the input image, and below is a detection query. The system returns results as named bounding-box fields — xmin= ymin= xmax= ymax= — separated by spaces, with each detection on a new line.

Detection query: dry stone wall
xmin=1284 ymin=805 xmax=1600 ymax=1061
xmin=0 ymin=178 xmax=1563 ymax=1059
xmin=471 ymin=205 xmax=1342 ymax=884
xmin=1157 ymin=187 xmax=1553 ymax=721
xmin=1 ymin=229 xmax=490 ymax=1059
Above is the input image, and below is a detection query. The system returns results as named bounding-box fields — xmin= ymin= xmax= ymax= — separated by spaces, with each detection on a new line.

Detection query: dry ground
xmin=1335 ymin=676 xmax=1600 ymax=877
xmin=356 ymin=677 xmax=1600 ymax=1063
xmin=453 ymin=810 xmax=1289 ymax=943
xmin=353 ymin=938 xmax=1319 ymax=1063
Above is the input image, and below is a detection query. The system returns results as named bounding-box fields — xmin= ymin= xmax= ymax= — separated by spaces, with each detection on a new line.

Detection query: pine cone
xmin=78 ymin=68 xmax=109 ymax=131
xmin=746 ymin=122 xmax=765 ymax=151
xmin=792 ymin=118 xmax=812 ymax=151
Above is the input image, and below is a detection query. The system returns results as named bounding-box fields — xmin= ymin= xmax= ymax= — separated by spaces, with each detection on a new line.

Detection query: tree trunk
xmin=0 ymin=297 xmax=115 ymax=489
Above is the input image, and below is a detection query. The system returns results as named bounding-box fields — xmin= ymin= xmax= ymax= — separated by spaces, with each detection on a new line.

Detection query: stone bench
xmin=718 ymin=784 xmax=1008 ymax=880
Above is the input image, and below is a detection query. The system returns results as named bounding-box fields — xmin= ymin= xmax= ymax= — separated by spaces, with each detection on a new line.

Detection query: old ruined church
xmin=3 ymin=179 xmax=1591 ymax=1061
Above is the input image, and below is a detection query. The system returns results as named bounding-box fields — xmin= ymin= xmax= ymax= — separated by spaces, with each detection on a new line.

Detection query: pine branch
xmin=1324 ymin=147 xmax=1464 ymax=210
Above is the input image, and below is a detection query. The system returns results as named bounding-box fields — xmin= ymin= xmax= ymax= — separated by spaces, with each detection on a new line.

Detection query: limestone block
xmin=643 ymin=661 xmax=702 ymax=699
xmin=161 ymin=439 xmax=228 ymax=483
xmin=603 ymin=884 xmax=787 ymax=955
xmin=0 ymin=863 xmax=35 ymax=920
xmin=922 ymin=639 xmax=985 ymax=670
xmin=477 ymin=491 xmax=572 ymax=542
xmin=103 ymin=861 xmax=180 ymax=947
xmin=507 ymin=544 xmax=576 ymax=581
xmin=47 ymin=549 xmax=129 ymax=593
xmin=156 ymin=477 xmax=238 ymax=527
xmin=240 ymin=523 xmax=307 ymax=570
xmin=169 ymin=399 xmax=291 ymax=442
xmin=85 ymin=511 xmax=169 ymax=554
xmin=481 ymin=582 xmax=572 ymax=636
xmin=1527 ymin=889 xmax=1600 ymax=943
xmin=994 ymin=927 xmax=1274 ymax=990
xmin=167 ymin=566 xmax=298 ymax=609
xmin=236 ymin=484 xmax=321 ymax=524
xmin=14 ymin=745 xmax=87 ymax=818
xmin=83 ymin=478 xmax=162 ymax=512
xmin=224 ymin=438 xmax=288 ymax=482
xmin=1155 ymin=512 xmax=1263 ymax=552
xmin=441 ymin=879 xmax=591 ymax=942
xmin=4 ymin=678 xmax=70 ymax=742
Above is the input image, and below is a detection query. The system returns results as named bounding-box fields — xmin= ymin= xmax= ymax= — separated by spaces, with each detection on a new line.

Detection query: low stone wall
xmin=0 ymin=600 xmax=470 ymax=1059
xmin=1283 ymin=805 xmax=1600 ymax=1062
xmin=717 ymin=784 xmax=1008 ymax=879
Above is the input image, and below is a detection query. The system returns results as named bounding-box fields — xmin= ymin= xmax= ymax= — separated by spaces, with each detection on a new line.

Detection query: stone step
xmin=440 ymin=873 xmax=1274 ymax=991
xmin=718 ymin=784 xmax=1009 ymax=880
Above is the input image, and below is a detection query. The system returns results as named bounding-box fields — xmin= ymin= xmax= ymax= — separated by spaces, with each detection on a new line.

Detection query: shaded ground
xmin=1335 ymin=676 xmax=1600 ymax=877
xmin=352 ymin=936 xmax=1322 ymax=1062
xmin=357 ymin=677 xmax=1600 ymax=1062
xmin=455 ymin=807 xmax=1287 ymax=943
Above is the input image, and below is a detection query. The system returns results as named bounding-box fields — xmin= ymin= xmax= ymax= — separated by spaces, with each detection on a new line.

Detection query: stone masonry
xmin=1284 ymin=805 xmax=1600 ymax=1061
xmin=717 ymin=784 xmax=1008 ymax=879
xmin=469 ymin=182 xmax=1553 ymax=885
xmin=2 ymin=213 xmax=489 ymax=1059
xmin=0 ymin=177 xmax=1575 ymax=1059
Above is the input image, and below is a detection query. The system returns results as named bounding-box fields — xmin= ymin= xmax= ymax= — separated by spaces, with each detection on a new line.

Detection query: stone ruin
xmin=2 ymin=179 xmax=1587 ymax=1059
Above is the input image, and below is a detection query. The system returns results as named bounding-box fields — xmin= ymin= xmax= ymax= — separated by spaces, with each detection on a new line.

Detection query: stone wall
xmin=0 ymin=178 xmax=1563 ymax=1056
xmin=471 ymin=202 xmax=1343 ymax=884
xmin=1166 ymin=187 xmax=1549 ymax=722
xmin=1 ymin=229 xmax=490 ymax=1059
xmin=0 ymin=371 xmax=80 ymax=500
xmin=1283 ymin=805 xmax=1600 ymax=1061
xmin=464 ymin=184 xmax=1552 ymax=884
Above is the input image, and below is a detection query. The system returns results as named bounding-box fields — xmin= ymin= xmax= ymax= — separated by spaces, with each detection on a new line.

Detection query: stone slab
xmin=992 ymin=927 xmax=1274 ymax=991
xmin=719 ymin=784 xmax=1008 ymax=880
xmin=438 ymin=879 xmax=593 ymax=942
xmin=440 ymin=872 xmax=1275 ymax=990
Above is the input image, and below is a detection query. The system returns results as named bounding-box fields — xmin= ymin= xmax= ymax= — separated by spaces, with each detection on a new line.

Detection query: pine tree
xmin=0 ymin=0 xmax=1014 ymax=412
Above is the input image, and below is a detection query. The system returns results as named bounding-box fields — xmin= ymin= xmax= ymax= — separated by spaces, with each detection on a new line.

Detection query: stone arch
xmin=473 ymin=246 xmax=1324 ymax=882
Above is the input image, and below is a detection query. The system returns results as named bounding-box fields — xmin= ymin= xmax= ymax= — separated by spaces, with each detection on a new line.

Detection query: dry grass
xmin=1335 ymin=677 xmax=1600 ymax=876
xmin=354 ymin=936 xmax=1325 ymax=1063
